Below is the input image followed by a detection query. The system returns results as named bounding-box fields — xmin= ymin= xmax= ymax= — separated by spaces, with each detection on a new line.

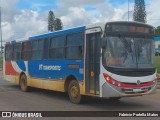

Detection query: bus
xmin=3 ymin=21 xmax=157 ymax=104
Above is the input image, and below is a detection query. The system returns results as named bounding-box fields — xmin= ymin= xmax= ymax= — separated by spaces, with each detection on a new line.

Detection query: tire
xmin=20 ymin=74 xmax=28 ymax=92
xmin=68 ymin=80 xmax=82 ymax=104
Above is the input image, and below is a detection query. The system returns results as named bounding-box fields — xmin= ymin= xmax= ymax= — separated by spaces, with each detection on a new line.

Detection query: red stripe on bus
xmin=5 ymin=61 xmax=19 ymax=76
xmin=120 ymin=82 xmax=153 ymax=88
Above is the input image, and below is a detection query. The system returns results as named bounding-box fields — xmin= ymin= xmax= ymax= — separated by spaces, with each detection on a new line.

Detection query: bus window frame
xmin=66 ymin=31 xmax=84 ymax=60
xmin=31 ymin=39 xmax=45 ymax=60
xmin=5 ymin=44 xmax=13 ymax=61
xmin=49 ymin=35 xmax=66 ymax=60
xmin=21 ymin=41 xmax=32 ymax=61
xmin=12 ymin=43 xmax=22 ymax=61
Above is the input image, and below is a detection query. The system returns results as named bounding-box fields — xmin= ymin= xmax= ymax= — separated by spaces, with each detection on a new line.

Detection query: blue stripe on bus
xmin=29 ymin=26 xmax=86 ymax=40
xmin=16 ymin=61 xmax=26 ymax=72
xmin=28 ymin=60 xmax=84 ymax=81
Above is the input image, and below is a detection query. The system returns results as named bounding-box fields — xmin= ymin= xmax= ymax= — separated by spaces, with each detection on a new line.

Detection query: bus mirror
xmin=101 ymin=38 xmax=106 ymax=49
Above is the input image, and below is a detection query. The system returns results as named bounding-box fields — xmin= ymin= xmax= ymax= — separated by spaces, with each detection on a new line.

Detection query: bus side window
xmin=21 ymin=41 xmax=32 ymax=61
xmin=66 ymin=32 xmax=84 ymax=59
xmin=13 ymin=43 xmax=21 ymax=61
xmin=43 ymin=38 xmax=49 ymax=60
xmin=5 ymin=45 xmax=12 ymax=61
xmin=49 ymin=36 xmax=65 ymax=59
xmin=31 ymin=39 xmax=44 ymax=60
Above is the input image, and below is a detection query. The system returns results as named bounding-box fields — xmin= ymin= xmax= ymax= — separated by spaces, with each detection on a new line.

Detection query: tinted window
xmin=22 ymin=41 xmax=32 ymax=61
xmin=5 ymin=45 xmax=12 ymax=61
xmin=13 ymin=43 xmax=21 ymax=60
xmin=32 ymin=40 xmax=38 ymax=50
xmin=66 ymin=32 xmax=84 ymax=59
xmin=66 ymin=46 xmax=83 ymax=59
xmin=32 ymin=39 xmax=44 ymax=60
xmin=44 ymin=38 xmax=49 ymax=59
xmin=67 ymin=33 xmax=83 ymax=46
xmin=49 ymin=36 xmax=65 ymax=59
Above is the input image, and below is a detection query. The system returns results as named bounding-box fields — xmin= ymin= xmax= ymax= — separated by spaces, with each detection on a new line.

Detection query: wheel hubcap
xmin=21 ymin=78 xmax=26 ymax=90
xmin=71 ymin=85 xmax=78 ymax=98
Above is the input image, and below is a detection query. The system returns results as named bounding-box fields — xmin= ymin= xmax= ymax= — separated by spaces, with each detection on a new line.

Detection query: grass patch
xmin=156 ymin=56 xmax=160 ymax=74
xmin=0 ymin=57 xmax=3 ymax=69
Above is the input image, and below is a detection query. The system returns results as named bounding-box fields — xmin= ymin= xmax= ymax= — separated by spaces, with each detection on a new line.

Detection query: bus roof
xmin=106 ymin=21 xmax=154 ymax=28
xmin=29 ymin=26 xmax=85 ymax=40
xmin=85 ymin=21 xmax=154 ymax=33
xmin=10 ymin=21 xmax=154 ymax=43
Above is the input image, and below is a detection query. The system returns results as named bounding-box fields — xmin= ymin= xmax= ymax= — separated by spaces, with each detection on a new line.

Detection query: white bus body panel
xmin=99 ymin=57 xmax=157 ymax=98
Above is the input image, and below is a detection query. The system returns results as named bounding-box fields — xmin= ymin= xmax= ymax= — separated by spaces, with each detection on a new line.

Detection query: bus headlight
xmin=112 ymin=80 xmax=115 ymax=85
xmin=118 ymin=82 xmax=121 ymax=87
xmin=103 ymin=73 xmax=121 ymax=87
xmin=152 ymin=79 xmax=156 ymax=84
xmin=106 ymin=76 xmax=110 ymax=81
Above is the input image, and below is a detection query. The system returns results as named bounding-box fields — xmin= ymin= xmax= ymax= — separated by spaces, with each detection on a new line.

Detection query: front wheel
xmin=68 ymin=80 xmax=82 ymax=104
xmin=20 ymin=74 xmax=29 ymax=92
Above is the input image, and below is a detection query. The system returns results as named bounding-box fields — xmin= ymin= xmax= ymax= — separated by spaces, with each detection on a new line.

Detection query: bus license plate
xmin=133 ymin=88 xmax=142 ymax=92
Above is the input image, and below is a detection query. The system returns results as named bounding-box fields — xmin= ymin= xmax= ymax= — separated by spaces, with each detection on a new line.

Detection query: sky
xmin=0 ymin=0 xmax=160 ymax=41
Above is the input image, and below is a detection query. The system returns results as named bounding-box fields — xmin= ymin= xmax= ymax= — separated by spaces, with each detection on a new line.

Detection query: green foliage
xmin=54 ymin=18 xmax=63 ymax=31
xmin=133 ymin=0 xmax=146 ymax=23
xmin=156 ymin=56 xmax=160 ymax=74
xmin=48 ymin=10 xmax=63 ymax=32
xmin=48 ymin=10 xmax=55 ymax=32
xmin=0 ymin=57 xmax=3 ymax=70
xmin=155 ymin=26 xmax=160 ymax=37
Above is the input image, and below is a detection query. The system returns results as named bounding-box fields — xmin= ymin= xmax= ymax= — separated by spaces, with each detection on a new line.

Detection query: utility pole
xmin=128 ymin=0 xmax=129 ymax=21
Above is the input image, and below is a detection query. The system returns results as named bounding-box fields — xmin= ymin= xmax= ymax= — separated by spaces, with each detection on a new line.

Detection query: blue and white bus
xmin=4 ymin=21 xmax=157 ymax=103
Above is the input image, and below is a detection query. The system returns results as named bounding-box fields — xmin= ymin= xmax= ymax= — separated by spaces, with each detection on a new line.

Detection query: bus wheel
xmin=20 ymin=74 xmax=28 ymax=92
xmin=68 ymin=80 xmax=82 ymax=104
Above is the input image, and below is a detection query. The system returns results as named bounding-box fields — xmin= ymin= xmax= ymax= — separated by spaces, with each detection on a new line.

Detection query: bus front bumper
xmin=101 ymin=82 xmax=157 ymax=98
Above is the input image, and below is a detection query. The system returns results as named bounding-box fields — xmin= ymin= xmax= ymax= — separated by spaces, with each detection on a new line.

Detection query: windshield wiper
xmin=118 ymin=34 xmax=134 ymax=62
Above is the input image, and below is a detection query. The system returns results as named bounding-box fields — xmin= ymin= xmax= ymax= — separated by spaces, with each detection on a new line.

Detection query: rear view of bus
xmin=101 ymin=22 xmax=156 ymax=98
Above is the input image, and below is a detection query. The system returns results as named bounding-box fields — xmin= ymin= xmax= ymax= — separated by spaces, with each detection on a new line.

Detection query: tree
xmin=155 ymin=26 xmax=160 ymax=36
xmin=48 ymin=10 xmax=55 ymax=32
xmin=133 ymin=0 xmax=146 ymax=23
xmin=54 ymin=18 xmax=63 ymax=31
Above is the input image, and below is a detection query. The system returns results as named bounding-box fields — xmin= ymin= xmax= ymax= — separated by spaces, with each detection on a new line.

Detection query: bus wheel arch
xmin=64 ymin=75 xmax=77 ymax=92
xmin=19 ymin=72 xmax=28 ymax=92
xmin=65 ymin=75 xmax=82 ymax=104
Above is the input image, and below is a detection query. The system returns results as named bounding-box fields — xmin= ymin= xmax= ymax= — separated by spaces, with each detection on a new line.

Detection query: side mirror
xmin=101 ymin=38 xmax=107 ymax=49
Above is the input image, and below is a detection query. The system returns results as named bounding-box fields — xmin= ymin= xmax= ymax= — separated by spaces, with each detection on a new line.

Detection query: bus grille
xmin=121 ymin=87 xmax=151 ymax=94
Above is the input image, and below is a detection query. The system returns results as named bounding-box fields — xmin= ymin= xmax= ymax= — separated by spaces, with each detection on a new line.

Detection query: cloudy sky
xmin=0 ymin=0 xmax=160 ymax=41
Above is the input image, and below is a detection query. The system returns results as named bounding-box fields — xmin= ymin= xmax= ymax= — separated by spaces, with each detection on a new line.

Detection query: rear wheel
xmin=20 ymin=74 xmax=28 ymax=92
xmin=68 ymin=80 xmax=82 ymax=104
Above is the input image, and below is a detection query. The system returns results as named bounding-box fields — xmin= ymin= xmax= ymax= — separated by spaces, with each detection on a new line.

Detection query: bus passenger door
xmin=86 ymin=32 xmax=101 ymax=95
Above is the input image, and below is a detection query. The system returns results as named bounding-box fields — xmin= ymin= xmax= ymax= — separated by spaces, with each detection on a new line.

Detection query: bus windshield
xmin=102 ymin=36 xmax=155 ymax=69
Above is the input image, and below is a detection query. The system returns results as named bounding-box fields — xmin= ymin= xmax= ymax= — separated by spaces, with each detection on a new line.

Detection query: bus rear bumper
xmin=101 ymin=82 xmax=157 ymax=98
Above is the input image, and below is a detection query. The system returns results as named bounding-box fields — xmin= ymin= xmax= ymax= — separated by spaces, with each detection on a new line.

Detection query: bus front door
xmin=86 ymin=33 xmax=101 ymax=95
